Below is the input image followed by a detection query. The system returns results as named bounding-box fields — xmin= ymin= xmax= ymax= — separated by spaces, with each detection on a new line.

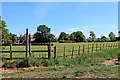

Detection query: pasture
xmin=2 ymin=46 xmax=120 ymax=78
xmin=2 ymin=42 xmax=119 ymax=59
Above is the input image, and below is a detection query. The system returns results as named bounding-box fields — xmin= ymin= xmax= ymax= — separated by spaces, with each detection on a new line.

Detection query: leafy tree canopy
xmin=34 ymin=25 xmax=55 ymax=43
xmin=90 ymin=31 xmax=96 ymax=41
xmin=70 ymin=31 xmax=85 ymax=42
xmin=108 ymin=32 xmax=116 ymax=42
xmin=58 ymin=32 xmax=69 ymax=40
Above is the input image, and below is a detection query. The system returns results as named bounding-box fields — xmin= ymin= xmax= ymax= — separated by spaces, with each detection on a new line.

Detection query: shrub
xmin=16 ymin=58 xmax=31 ymax=68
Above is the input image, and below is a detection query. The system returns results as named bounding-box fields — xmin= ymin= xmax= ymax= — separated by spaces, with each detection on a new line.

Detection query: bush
xmin=16 ymin=58 xmax=31 ymax=68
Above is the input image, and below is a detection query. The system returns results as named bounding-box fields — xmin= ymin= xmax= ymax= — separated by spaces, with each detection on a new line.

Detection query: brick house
xmin=19 ymin=34 xmax=35 ymax=44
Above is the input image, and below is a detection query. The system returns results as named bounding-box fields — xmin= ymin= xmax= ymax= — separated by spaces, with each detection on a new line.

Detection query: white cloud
xmin=67 ymin=27 xmax=83 ymax=33
xmin=67 ymin=28 xmax=79 ymax=31
xmin=82 ymin=26 xmax=88 ymax=29
xmin=82 ymin=25 xmax=97 ymax=29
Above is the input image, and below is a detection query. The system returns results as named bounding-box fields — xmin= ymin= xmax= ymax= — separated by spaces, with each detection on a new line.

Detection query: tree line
xmin=33 ymin=25 xmax=118 ymax=43
xmin=1 ymin=19 xmax=119 ymax=44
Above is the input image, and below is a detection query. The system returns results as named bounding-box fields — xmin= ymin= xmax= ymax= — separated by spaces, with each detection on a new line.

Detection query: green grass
xmin=2 ymin=47 xmax=120 ymax=78
xmin=2 ymin=42 xmax=119 ymax=59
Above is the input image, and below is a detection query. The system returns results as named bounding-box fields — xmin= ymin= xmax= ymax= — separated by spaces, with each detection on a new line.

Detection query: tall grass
xmin=2 ymin=48 xmax=118 ymax=68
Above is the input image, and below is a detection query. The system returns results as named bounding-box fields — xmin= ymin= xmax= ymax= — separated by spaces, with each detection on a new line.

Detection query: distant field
xmin=2 ymin=42 xmax=119 ymax=59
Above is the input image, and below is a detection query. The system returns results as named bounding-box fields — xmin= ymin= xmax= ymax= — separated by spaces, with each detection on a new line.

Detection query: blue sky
xmin=2 ymin=2 xmax=118 ymax=38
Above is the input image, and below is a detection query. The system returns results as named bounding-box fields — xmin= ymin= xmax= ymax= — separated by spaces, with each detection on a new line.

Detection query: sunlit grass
xmin=2 ymin=42 xmax=119 ymax=59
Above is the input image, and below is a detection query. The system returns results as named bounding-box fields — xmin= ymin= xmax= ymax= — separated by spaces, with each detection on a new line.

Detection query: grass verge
xmin=2 ymin=48 xmax=119 ymax=78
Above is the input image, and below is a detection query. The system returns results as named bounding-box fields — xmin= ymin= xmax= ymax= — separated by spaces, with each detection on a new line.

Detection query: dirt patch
xmin=75 ymin=73 xmax=118 ymax=78
xmin=2 ymin=66 xmax=64 ymax=73
xmin=102 ymin=59 xmax=119 ymax=66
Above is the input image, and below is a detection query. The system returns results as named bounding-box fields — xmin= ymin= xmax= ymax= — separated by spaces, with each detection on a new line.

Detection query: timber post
xmin=26 ymin=28 xmax=29 ymax=58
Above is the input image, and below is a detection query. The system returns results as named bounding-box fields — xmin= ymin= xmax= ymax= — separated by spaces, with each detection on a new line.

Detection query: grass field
xmin=2 ymin=42 xmax=119 ymax=59
xmin=2 ymin=47 xmax=120 ymax=78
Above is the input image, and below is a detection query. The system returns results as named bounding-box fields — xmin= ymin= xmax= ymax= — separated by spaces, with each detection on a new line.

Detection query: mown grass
xmin=2 ymin=47 xmax=120 ymax=78
xmin=2 ymin=42 xmax=119 ymax=59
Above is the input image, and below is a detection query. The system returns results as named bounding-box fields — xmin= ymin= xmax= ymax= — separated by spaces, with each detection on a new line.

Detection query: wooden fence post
xmin=108 ymin=44 xmax=109 ymax=49
xmin=92 ymin=44 xmax=94 ymax=52
xmin=110 ymin=43 xmax=112 ymax=49
xmin=39 ymin=54 xmax=41 ymax=58
xmin=29 ymin=34 xmax=31 ymax=56
xmin=96 ymin=44 xmax=98 ymax=51
xmin=71 ymin=46 xmax=74 ymax=59
xmin=42 ymin=54 xmax=43 ymax=58
xmin=113 ymin=43 xmax=114 ymax=48
xmin=78 ymin=46 xmax=80 ymax=55
xmin=115 ymin=43 xmax=116 ymax=48
xmin=114 ymin=43 xmax=116 ymax=48
xmin=54 ymin=46 xmax=57 ymax=59
xmin=110 ymin=44 xmax=111 ymax=49
xmin=114 ymin=43 xmax=115 ymax=48
xmin=103 ymin=44 xmax=104 ymax=49
xmin=106 ymin=44 xmax=107 ymax=49
xmin=26 ymin=28 xmax=29 ymax=58
xmin=83 ymin=45 xmax=85 ymax=53
xmin=100 ymin=44 xmax=101 ymax=50
xmin=10 ymin=44 xmax=12 ymax=60
xmin=109 ymin=44 xmax=110 ymax=49
xmin=88 ymin=44 xmax=89 ymax=53
xmin=29 ymin=43 xmax=31 ymax=56
xmin=48 ymin=43 xmax=51 ymax=59
xmin=63 ymin=46 xmax=65 ymax=58
xmin=111 ymin=43 xmax=113 ymax=49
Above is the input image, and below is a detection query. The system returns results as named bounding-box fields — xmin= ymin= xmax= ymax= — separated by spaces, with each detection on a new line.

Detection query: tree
xmin=70 ymin=33 xmax=75 ymax=41
xmin=0 ymin=19 xmax=19 ymax=45
xmin=118 ymin=31 xmax=120 ymax=37
xmin=1 ymin=20 xmax=12 ymax=45
xmin=37 ymin=25 xmax=50 ymax=36
xmin=70 ymin=31 xmax=85 ymax=42
xmin=48 ymin=34 xmax=55 ymax=42
xmin=101 ymin=36 xmax=107 ymax=42
xmin=108 ymin=32 xmax=116 ymax=42
xmin=58 ymin=32 xmax=69 ymax=40
xmin=10 ymin=33 xmax=19 ymax=44
xmin=90 ymin=31 xmax=96 ymax=42
xmin=86 ymin=37 xmax=92 ymax=42
xmin=34 ymin=25 xmax=52 ymax=43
